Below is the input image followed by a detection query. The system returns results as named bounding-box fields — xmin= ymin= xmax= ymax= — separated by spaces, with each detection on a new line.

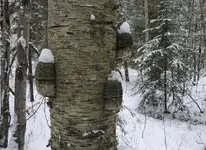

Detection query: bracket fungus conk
xmin=35 ymin=48 xmax=56 ymax=98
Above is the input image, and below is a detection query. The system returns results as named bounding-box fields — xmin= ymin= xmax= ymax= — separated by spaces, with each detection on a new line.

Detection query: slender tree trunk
xmin=0 ymin=0 xmax=10 ymax=147
xmin=24 ymin=0 xmax=31 ymax=53
xmin=23 ymin=0 xmax=34 ymax=102
xmin=187 ymin=0 xmax=195 ymax=37
xmin=193 ymin=19 xmax=198 ymax=83
xmin=14 ymin=41 xmax=27 ymax=150
xmin=197 ymin=47 xmax=201 ymax=81
xmin=144 ymin=0 xmax=149 ymax=42
xmin=199 ymin=0 xmax=206 ymax=70
xmin=48 ymin=1 xmax=120 ymax=149
xmin=187 ymin=0 xmax=195 ymax=80
xmin=164 ymin=54 xmax=168 ymax=113
xmin=0 ymin=0 xmax=2 ymax=121
xmin=14 ymin=4 xmax=27 ymax=150
xmin=171 ymin=68 xmax=175 ymax=102
xmin=28 ymin=45 xmax=34 ymax=102
xmin=193 ymin=51 xmax=197 ymax=82
xmin=124 ymin=61 xmax=130 ymax=82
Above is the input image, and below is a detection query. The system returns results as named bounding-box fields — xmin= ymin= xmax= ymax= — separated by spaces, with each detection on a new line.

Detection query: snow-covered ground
xmin=3 ymin=82 xmax=51 ymax=150
xmin=1 ymin=59 xmax=51 ymax=150
xmin=23 ymin=85 xmax=51 ymax=150
xmin=117 ymin=69 xmax=206 ymax=150
xmin=1 ymin=68 xmax=206 ymax=150
xmin=24 ymin=60 xmax=51 ymax=150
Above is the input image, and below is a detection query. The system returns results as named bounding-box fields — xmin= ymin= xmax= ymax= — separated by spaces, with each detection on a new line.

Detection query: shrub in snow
xmin=39 ymin=48 xmax=54 ymax=63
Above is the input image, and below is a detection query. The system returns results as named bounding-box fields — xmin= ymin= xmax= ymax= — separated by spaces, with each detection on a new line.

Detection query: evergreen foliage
xmin=135 ymin=0 xmax=192 ymax=114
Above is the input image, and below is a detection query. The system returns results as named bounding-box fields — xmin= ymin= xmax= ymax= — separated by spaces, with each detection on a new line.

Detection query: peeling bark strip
xmin=48 ymin=0 xmax=121 ymax=150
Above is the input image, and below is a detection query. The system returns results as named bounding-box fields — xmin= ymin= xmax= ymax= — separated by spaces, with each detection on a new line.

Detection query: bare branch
xmin=26 ymin=97 xmax=44 ymax=122
xmin=8 ymin=50 xmax=17 ymax=75
xmin=163 ymin=118 xmax=168 ymax=150
xmin=29 ymin=42 xmax=40 ymax=56
xmin=186 ymin=93 xmax=204 ymax=113
xmin=44 ymin=100 xmax=51 ymax=128
xmin=9 ymin=87 xmax=15 ymax=96
xmin=141 ymin=107 xmax=147 ymax=138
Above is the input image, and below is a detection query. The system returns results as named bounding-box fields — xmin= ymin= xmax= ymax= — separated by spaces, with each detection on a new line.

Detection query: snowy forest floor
xmin=117 ymin=69 xmax=206 ymax=150
xmin=1 ymin=68 xmax=206 ymax=150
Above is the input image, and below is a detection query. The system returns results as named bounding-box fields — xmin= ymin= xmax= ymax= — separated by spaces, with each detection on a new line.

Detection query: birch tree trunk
xmin=48 ymin=0 xmax=121 ymax=150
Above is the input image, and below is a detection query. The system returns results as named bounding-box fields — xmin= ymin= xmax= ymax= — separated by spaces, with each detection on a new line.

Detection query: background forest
xmin=0 ymin=0 xmax=206 ymax=150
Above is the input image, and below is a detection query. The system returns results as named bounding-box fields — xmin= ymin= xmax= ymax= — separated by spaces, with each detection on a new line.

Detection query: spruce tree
xmin=136 ymin=0 xmax=191 ymax=115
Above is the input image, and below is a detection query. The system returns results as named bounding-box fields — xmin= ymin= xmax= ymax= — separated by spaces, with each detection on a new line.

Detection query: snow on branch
xmin=170 ymin=59 xmax=186 ymax=70
xmin=167 ymin=43 xmax=184 ymax=51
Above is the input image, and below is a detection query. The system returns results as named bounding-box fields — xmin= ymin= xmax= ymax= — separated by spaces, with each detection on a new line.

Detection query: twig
xmin=9 ymin=87 xmax=15 ymax=96
xmin=163 ymin=118 xmax=168 ymax=150
xmin=123 ymin=106 xmax=136 ymax=117
xmin=29 ymin=42 xmax=40 ymax=56
xmin=44 ymin=99 xmax=51 ymax=128
xmin=195 ymin=131 xmax=206 ymax=146
xmin=119 ymin=136 xmax=136 ymax=150
xmin=186 ymin=92 xmax=203 ymax=113
xmin=10 ymin=46 xmax=17 ymax=53
xmin=142 ymin=107 xmax=147 ymax=138
xmin=176 ymin=84 xmax=203 ymax=113
xmin=26 ymin=97 xmax=43 ymax=122
xmin=24 ymin=102 xmax=40 ymax=115
xmin=115 ymin=68 xmax=123 ymax=80
xmin=8 ymin=50 xmax=17 ymax=75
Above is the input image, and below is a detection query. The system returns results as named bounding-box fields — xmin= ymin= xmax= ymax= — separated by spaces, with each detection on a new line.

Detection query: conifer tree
xmin=136 ymin=0 xmax=191 ymax=114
